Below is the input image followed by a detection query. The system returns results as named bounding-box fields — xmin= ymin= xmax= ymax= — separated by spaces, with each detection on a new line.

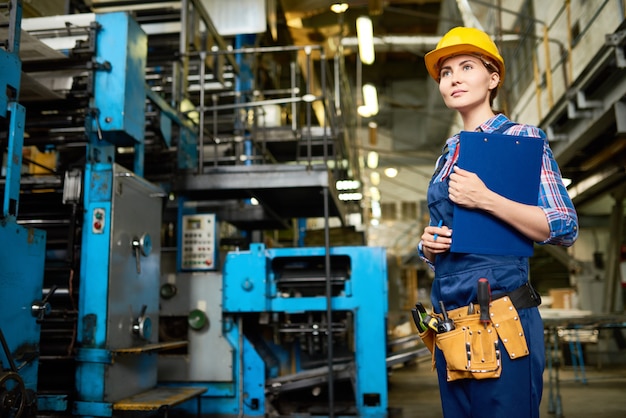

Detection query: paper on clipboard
xmin=450 ymin=131 xmax=544 ymax=256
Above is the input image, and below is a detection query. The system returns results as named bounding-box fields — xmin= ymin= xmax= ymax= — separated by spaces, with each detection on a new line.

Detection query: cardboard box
xmin=549 ymin=288 xmax=576 ymax=309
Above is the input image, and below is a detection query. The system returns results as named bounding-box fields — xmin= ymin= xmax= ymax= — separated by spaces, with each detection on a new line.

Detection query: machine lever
xmin=131 ymin=305 xmax=152 ymax=340
xmin=89 ymin=108 xmax=103 ymax=141
xmin=131 ymin=234 xmax=152 ymax=274
xmin=31 ymin=285 xmax=58 ymax=322
xmin=132 ymin=237 xmax=142 ymax=273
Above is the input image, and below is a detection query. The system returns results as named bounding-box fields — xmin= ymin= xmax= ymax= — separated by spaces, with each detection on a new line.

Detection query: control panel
xmin=180 ymin=213 xmax=218 ymax=271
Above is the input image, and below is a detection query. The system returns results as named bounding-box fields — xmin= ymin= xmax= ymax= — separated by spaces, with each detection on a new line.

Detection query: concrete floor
xmin=388 ymin=358 xmax=626 ymax=418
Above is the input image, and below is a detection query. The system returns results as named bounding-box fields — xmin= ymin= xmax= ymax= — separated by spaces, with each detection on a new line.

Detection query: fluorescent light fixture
xmin=370 ymin=171 xmax=380 ymax=185
xmin=336 ymin=179 xmax=361 ymax=190
xmin=361 ymin=83 xmax=379 ymax=116
xmin=384 ymin=167 xmax=398 ymax=178
xmin=370 ymin=186 xmax=381 ymax=202
xmin=356 ymin=16 xmax=375 ymax=65
xmin=330 ymin=3 xmax=349 ymax=13
xmin=562 ymin=178 xmax=572 ymax=187
xmin=339 ymin=192 xmax=363 ymax=201
xmin=287 ymin=17 xmax=303 ymax=28
xmin=371 ymin=200 xmax=381 ymax=218
xmin=367 ymin=151 xmax=379 ymax=169
xmin=358 ymin=105 xmax=374 ymax=117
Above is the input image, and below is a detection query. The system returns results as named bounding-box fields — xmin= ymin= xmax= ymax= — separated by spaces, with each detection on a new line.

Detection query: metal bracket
xmin=546 ymin=126 xmax=568 ymax=142
xmin=566 ymin=89 xmax=602 ymax=119
xmin=88 ymin=59 xmax=112 ymax=72
xmin=605 ymin=30 xmax=626 ymax=68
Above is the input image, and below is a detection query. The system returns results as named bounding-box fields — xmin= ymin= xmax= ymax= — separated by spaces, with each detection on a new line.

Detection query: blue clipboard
xmin=450 ymin=131 xmax=544 ymax=256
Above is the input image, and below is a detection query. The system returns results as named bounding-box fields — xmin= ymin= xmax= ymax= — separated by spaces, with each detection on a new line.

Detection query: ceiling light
xmin=367 ymin=151 xmax=379 ymax=169
xmin=360 ymin=83 xmax=379 ymax=116
xmin=330 ymin=3 xmax=349 ymax=13
xmin=356 ymin=16 xmax=375 ymax=65
xmin=384 ymin=167 xmax=398 ymax=178
xmin=339 ymin=192 xmax=363 ymax=201
xmin=336 ymin=179 xmax=361 ymax=190
xmin=370 ymin=186 xmax=381 ymax=202
xmin=358 ymin=105 xmax=374 ymax=117
xmin=286 ymin=18 xmax=303 ymax=28
xmin=371 ymin=200 xmax=381 ymax=217
xmin=370 ymin=171 xmax=380 ymax=185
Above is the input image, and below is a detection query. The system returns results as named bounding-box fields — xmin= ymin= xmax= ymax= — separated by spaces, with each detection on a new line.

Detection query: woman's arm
xmin=448 ymin=166 xmax=551 ymax=242
xmin=448 ymin=141 xmax=578 ymax=246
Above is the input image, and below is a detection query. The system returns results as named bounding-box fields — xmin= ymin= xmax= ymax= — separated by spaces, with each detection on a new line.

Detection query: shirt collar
xmin=444 ymin=114 xmax=511 ymax=148
xmin=478 ymin=113 xmax=510 ymax=133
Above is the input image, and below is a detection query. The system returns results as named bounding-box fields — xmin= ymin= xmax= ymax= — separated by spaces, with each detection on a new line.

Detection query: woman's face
xmin=437 ymin=54 xmax=499 ymax=113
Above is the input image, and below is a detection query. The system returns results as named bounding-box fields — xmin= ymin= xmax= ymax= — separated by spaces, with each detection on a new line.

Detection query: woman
xmin=417 ymin=27 xmax=578 ymax=418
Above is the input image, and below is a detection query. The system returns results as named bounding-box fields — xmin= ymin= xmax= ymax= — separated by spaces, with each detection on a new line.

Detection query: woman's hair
xmin=478 ymin=55 xmax=500 ymax=107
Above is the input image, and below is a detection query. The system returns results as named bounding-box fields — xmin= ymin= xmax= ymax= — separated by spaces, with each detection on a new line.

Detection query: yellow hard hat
xmin=424 ymin=27 xmax=505 ymax=84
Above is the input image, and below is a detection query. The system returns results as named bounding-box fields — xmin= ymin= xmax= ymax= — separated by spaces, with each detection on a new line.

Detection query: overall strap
xmin=493 ymin=120 xmax=518 ymax=134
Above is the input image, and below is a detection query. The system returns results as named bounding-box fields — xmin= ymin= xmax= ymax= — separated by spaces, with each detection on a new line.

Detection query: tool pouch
xmin=489 ymin=296 xmax=530 ymax=359
xmin=418 ymin=327 xmax=435 ymax=354
xmin=418 ymin=328 xmax=437 ymax=370
xmin=435 ymin=313 xmax=501 ymax=381
xmin=434 ymin=297 xmax=530 ymax=381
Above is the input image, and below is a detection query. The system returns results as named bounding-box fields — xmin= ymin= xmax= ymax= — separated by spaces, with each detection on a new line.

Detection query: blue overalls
xmin=427 ymin=132 xmax=545 ymax=418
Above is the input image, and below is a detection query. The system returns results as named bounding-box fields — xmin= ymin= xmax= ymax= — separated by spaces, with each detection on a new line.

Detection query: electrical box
xmin=180 ymin=213 xmax=218 ymax=271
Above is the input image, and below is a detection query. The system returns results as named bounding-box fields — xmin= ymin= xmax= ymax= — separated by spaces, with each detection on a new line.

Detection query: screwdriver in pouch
xmin=437 ymin=301 xmax=455 ymax=333
xmin=478 ymin=278 xmax=491 ymax=328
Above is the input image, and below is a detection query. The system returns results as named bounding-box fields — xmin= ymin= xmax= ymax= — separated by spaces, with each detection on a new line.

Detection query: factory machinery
xmin=0 ymin=1 xmax=395 ymax=417
xmin=0 ymin=2 xmax=46 ymax=417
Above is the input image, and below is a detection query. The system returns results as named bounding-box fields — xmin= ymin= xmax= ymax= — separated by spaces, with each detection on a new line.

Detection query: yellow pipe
xmin=566 ymin=0 xmax=573 ymax=86
xmin=543 ymin=25 xmax=554 ymax=108
xmin=532 ymin=52 xmax=542 ymax=120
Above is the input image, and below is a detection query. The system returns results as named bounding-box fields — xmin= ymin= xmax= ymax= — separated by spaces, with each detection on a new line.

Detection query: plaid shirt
xmin=428 ymin=113 xmax=578 ymax=248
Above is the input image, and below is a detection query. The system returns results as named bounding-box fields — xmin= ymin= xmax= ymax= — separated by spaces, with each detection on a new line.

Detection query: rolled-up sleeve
xmin=537 ymin=143 xmax=579 ymax=246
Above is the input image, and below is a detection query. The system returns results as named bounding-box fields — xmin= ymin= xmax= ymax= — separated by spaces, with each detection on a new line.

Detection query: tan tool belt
xmin=434 ymin=296 xmax=529 ymax=381
xmin=418 ymin=327 xmax=437 ymax=370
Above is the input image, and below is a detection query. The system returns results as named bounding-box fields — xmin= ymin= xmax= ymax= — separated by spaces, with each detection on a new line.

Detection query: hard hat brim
xmin=424 ymin=43 xmax=505 ymax=83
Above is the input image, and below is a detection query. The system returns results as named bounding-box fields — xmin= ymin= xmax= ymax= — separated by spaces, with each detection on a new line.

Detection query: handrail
xmin=184 ymin=42 xmax=355 ymax=179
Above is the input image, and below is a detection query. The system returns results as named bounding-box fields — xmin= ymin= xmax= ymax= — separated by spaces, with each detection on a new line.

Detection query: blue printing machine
xmin=0 ymin=1 xmax=47 ymax=416
xmin=163 ymin=243 xmax=389 ymax=417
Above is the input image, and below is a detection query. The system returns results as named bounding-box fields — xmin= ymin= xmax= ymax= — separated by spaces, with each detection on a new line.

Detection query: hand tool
xmin=437 ymin=300 xmax=455 ymax=333
xmin=478 ymin=278 xmax=491 ymax=328
xmin=411 ymin=303 xmax=428 ymax=332
xmin=467 ymin=302 xmax=475 ymax=315
xmin=423 ymin=313 xmax=440 ymax=332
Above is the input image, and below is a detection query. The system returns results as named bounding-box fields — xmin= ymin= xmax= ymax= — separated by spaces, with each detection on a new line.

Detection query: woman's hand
xmin=448 ymin=166 xmax=491 ymax=209
xmin=448 ymin=165 xmax=551 ymax=242
xmin=420 ymin=223 xmax=452 ymax=259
